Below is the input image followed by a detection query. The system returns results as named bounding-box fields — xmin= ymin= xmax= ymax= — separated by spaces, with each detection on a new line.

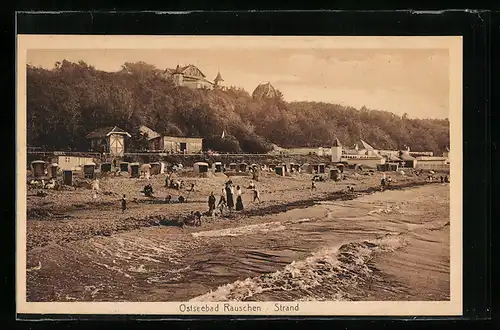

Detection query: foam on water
xmin=190 ymin=233 xmax=407 ymax=302
xmin=192 ymin=218 xmax=312 ymax=238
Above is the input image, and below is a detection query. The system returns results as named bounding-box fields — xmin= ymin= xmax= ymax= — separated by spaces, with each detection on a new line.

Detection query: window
xmin=65 ymin=157 xmax=70 ymax=162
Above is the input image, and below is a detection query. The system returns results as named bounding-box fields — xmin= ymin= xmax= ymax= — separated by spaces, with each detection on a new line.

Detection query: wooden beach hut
xmin=129 ymin=163 xmax=140 ymax=178
xmin=275 ymin=165 xmax=285 ymax=177
xmin=330 ymin=168 xmax=340 ymax=181
xmin=83 ymin=162 xmax=96 ymax=179
xmin=290 ymin=163 xmax=300 ymax=173
xmin=318 ymin=163 xmax=326 ymax=174
xmin=193 ymin=162 xmax=210 ymax=173
xmin=63 ymin=170 xmax=73 ymax=186
xmin=119 ymin=162 xmax=129 ymax=172
xmin=301 ymin=163 xmax=312 ymax=174
xmin=47 ymin=163 xmax=59 ymax=178
xmin=229 ymin=163 xmax=237 ymax=171
xmin=149 ymin=162 xmax=164 ymax=175
xmin=31 ymin=160 xmax=46 ymax=178
xmin=100 ymin=162 xmax=112 ymax=173
xmin=212 ymin=162 xmax=223 ymax=173
xmin=238 ymin=163 xmax=248 ymax=172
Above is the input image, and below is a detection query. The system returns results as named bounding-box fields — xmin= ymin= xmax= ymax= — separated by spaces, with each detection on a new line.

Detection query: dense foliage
xmin=27 ymin=61 xmax=449 ymax=154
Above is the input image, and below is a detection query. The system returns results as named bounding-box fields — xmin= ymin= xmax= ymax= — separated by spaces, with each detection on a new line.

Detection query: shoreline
xmin=26 ymin=178 xmax=440 ymax=251
xmin=26 ymin=183 xmax=450 ymax=302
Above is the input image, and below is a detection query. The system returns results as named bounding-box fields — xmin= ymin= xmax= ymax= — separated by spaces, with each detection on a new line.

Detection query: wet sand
xmin=25 ymin=170 xmax=449 ymax=302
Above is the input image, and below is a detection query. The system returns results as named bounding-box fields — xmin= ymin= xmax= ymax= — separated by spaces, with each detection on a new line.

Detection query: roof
xmin=86 ymin=126 xmax=131 ymax=139
xmin=360 ymin=140 xmax=375 ymax=150
xmin=164 ymin=64 xmax=206 ymax=78
xmin=386 ymin=154 xmax=402 ymax=161
xmin=214 ymin=71 xmax=224 ymax=82
xmin=160 ymin=135 xmax=204 ymax=140
xmin=252 ymin=82 xmax=278 ymax=99
xmin=138 ymin=125 xmax=161 ymax=140
xmin=399 ymin=153 xmax=415 ymax=161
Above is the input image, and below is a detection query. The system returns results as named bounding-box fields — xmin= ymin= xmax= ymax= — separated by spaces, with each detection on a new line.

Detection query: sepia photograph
xmin=16 ymin=35 xmax=462 ymax=316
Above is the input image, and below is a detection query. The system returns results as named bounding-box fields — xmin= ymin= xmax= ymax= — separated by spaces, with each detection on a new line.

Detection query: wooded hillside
xmin=26 ymin=60 xmax=450 ymax=155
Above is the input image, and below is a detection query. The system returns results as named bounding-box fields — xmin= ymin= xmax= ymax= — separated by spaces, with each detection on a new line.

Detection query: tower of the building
xmin=214 ymin=71 xmax=224 ymax=89
xmin=331 ymin=138 xmax=343 ymax=163
xmin=172 ymin=65 xmax=184 ymax=86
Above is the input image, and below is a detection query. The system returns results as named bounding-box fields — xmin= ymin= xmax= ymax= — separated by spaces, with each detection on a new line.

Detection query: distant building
xmin=51 ymin=155 xmax=96 ymax=171
xmin=138 ymin=125 xmax=161 ymax=140
xmin=252 ymin=82 xmax=278 ymax=100
xmin=164 ymin=64 xmax=223 ymax=90
xmin=148 ymin=135 xmax=203 ymax=154
xmin=414 ymin=156 xmax=449 ymax=170
xmin=86 ymin=126 xmax=131 ymax=157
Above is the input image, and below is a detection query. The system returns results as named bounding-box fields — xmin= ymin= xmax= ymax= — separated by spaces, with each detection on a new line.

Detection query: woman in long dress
xmin=225 ymin=183 xmax=234 ymax=211
xmin=235 ymin=185 xmax=244 ymax=211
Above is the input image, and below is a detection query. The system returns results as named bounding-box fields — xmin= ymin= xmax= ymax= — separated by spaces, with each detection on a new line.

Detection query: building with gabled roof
xmin=164 ymin=64 xmax=224 ymax=90
xmin=86 ymin=126 xmax=131 ymax=157
xmin=252 ymin=82 xmax=278 ymax=100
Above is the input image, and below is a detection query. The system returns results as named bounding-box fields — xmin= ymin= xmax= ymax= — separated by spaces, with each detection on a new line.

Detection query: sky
xmin=27 ymin=48 xmax=450 ymax=119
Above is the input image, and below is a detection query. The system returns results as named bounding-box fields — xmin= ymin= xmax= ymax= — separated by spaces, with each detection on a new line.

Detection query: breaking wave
xmin=190 ymin=233 xmax=407 ymax=302
xmin=192 ymin=218 xmax=312 ymax=238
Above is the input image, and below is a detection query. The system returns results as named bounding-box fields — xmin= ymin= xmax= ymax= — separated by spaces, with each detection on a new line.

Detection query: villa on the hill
xmin=164 ymin=64 xmax=224 ymax=90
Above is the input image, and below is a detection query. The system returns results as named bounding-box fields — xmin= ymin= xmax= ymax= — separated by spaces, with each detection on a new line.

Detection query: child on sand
xmin=121 ymin=194 xmax=126 ymax=213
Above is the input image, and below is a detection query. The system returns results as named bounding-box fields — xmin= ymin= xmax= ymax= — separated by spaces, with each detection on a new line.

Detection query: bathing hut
xmin=290 ymin=163 xmax=300 ymax=173
xmin=31 ymin=160 xmax=46 ymax=178
xmin=193 ymin=162 xmax=210 ymax=173
xmin=149 ymin=162 xmax=163 ymax=175
xmin=63 ymin=170 xmax=73 ymax=185
xmin=47 ymin=163 xmax=59 ymax=178
xmin=212 ymin=162 xmax=223 ymax=173
xmin=119 ymin=162 xmax=129 ymax=172
xmin=140 ymin=163 xmax=152 ymax=177
xmin=301 ymin=163 xmax=312 ymax=174
xmin=279 ymin=163 xmax=288 ymax=173
xmin=238 ymin=163 xmax=248 ymax=172
xmin=275 ymin=165 xmax=285 ymax=176
xmin=318 ymin=163 xmax=326 ymax=174
xmin=83 ymin=162 xmax=96 ymax=179
xmin=387 ymin=163 xmax=399 ymax=172
xmin=377 ymin=163 xmax=389 ymax=171
xmin=100 ymin=163 xmax=112 ymax=173
xmin=229 ymin=163 xmax=237 ymax=171
xmin=129 ymin=163 xmax=140 ymax=178
xmin=330 ymin=168 xmax=340 ymax=181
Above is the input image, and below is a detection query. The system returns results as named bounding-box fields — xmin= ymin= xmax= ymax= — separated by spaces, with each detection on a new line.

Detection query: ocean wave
xmin=192 ymin=218 xmax=312 ymax=238
xmin=190 ymin=233 xmax=407 ymax=302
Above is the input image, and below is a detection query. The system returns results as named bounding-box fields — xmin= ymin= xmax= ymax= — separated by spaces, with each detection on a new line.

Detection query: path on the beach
xmin=26 ymin=183 xmax=450 ymax=302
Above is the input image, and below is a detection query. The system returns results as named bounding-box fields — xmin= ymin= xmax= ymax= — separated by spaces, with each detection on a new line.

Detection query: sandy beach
xmin=25 ymin=169 xmax=449 ymax=302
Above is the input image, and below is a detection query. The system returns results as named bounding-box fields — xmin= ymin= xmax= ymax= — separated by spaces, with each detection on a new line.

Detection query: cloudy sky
xmin=28 ymin=47 xmax=449 ymax=119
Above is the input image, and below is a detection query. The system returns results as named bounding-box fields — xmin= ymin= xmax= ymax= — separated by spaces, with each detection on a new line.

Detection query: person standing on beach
xmin=165 ymin=172 xmax=171 ymax=187
xmin=121 ymin=194 xmax=127 ymax=213
xmin=218 ymin=188 xmax=227 ymax=214
xmin=311 ymin=180 xmax=317 ymax=191
xmin=208 ymin=191 xmax=216 ymax=214
xmin=235 ymin=185 xmax=244 ymax=211
xmin=252 ymin=188 xmax=261 ymax=203
xmin=225 ymin=183 xmax=234 ymax=212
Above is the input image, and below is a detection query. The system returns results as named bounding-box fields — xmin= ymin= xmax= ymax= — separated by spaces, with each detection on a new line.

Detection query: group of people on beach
xmin=207 ymin=180 xmax=261 ymax=216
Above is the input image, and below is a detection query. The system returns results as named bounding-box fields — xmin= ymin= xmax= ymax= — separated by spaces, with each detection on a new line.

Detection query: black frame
xmin=7 ymin=9 xmax=493 ymax=327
